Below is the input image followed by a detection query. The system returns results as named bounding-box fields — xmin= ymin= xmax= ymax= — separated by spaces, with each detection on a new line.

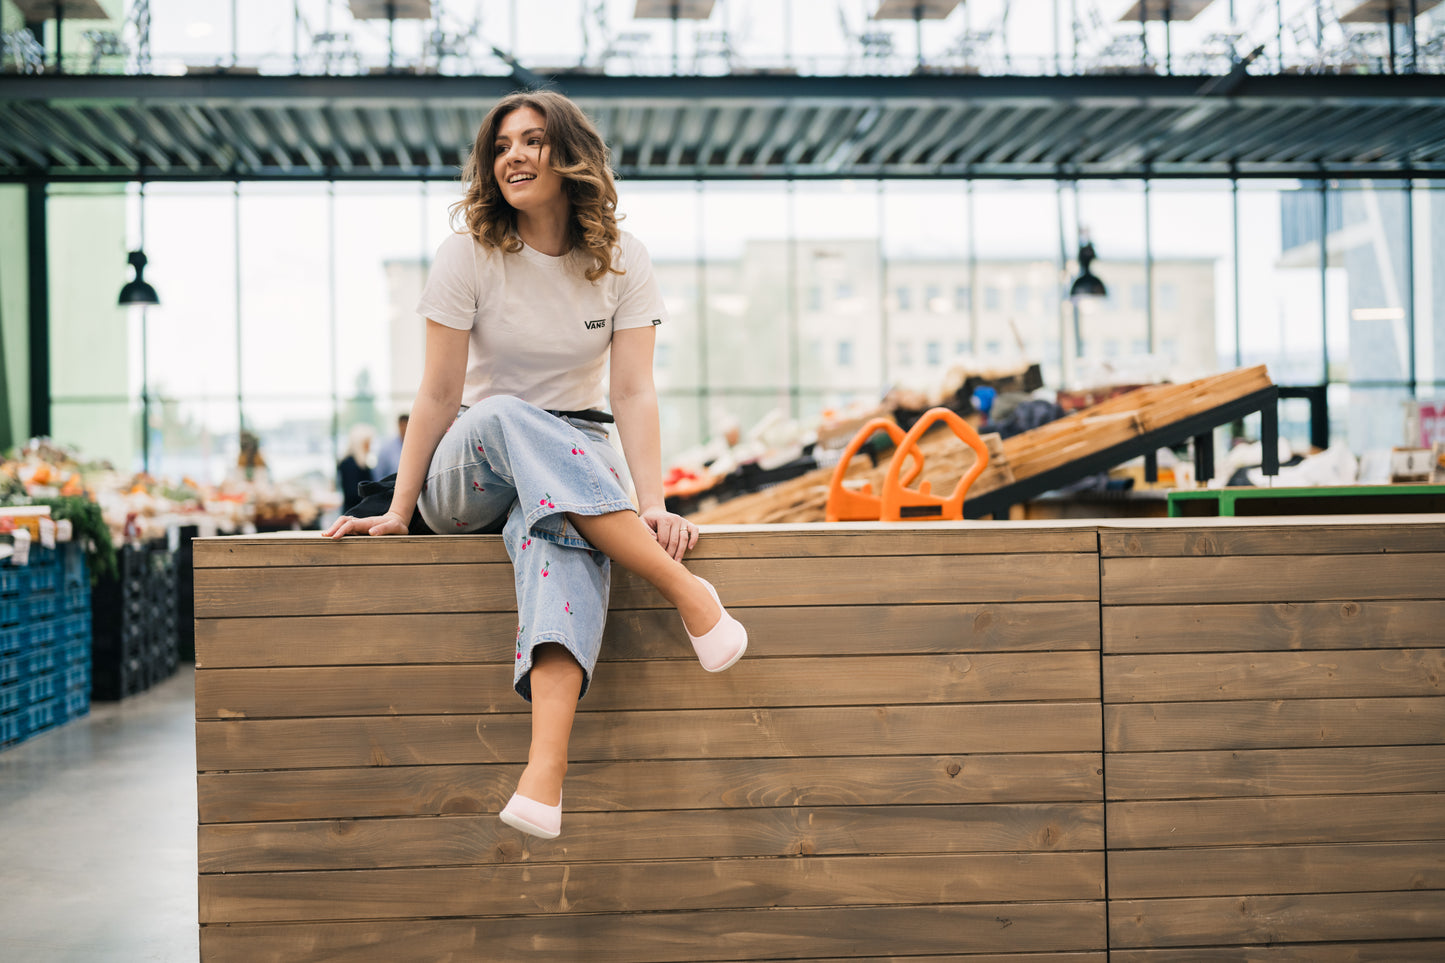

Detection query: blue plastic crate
xmin=25 ymin=645 xmax=58 ymax=678
xmin=24 ymin=593 xmax=59 ymax=622
xmin=62 ymin=545 xmax=87 ymax=590
xmin=63 ymin=663 xmax=89 ymax=692
xmin=23 ymin=564 xmax=59 ymax=595
xmin=60 ymin=635 xmax=88 ymax=666
xmin=63 ymin=687 xmax=88 ymax=722
xmin=23 ymin=697 xmax=59 ymax=736
xmin=0 ymin=653 xmax=23 ymax=687
xmin=63 ymin=611 xmax=93 ymax=643
xmin=63 ymin=586 xmax=90 ymax=613
xmin=0 ymin=597 xmax=20 ymax=627
xmin=24 ymin=620 xmax=57 ymax=649
xmin=0 ymin=567 xmax=21 ymax=596
xmin=0 ymin=683 xmax=24 ymax=715
xmin=0 ymin=626 xmax=24 ymax=657
xmin=0 ymin=711 xmax=24 ymax=747
xmin=25 ymin=673 xmax=57 ymax=704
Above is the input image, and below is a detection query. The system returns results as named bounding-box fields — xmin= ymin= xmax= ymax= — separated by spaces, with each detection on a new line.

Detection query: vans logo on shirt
xmin=585 ymin=319 xmax=607 ymax=330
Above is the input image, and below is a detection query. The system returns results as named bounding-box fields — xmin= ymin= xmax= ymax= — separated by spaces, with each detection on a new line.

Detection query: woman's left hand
xmin=641 ymin=506 xmax=699 ymax=561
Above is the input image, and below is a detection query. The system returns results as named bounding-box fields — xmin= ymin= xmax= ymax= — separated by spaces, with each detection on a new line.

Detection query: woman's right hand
xmin=323 ymin=511 xmax=410 ymax=539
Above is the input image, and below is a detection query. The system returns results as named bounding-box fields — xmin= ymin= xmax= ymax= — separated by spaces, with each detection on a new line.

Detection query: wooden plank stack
xmin=194 ymin=525 xmax=1107 ymax=962
xmin=1099 ymin=517 xmax=1445 ymax=959
xmin=691 ymin=365 xmax=1272 ymax=525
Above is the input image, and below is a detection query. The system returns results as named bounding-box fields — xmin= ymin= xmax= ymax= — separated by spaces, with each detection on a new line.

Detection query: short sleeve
xmin=612 ymin=233 xmax=669 ymax=332
xmin=415 ymin=232 xmax=479 ymax=330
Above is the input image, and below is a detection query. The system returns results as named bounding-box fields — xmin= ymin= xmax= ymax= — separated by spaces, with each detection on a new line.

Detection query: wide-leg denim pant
xmin=416 ymin=395 xmax=636 ymax=702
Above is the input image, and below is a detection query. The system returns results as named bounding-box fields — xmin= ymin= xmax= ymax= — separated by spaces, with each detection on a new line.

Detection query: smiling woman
xmin=322 ymin=90 xmax=749 ymax=843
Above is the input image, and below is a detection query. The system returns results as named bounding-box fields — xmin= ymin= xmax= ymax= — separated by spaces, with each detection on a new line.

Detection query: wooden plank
xmin=1101 ymin=522 xmax=1445 ymax=558
xmin=198 ymin=702 xmax=1104 ymax=771
xmin=1107 ymin=793 xmax=1445 ymax=848
xmin=1106 ymin=745 xmax=1445 ymax=799
xmin=1106 ymin=698 xmax=1445 ymax=752
xmin=1102 ymin=649 xmax=1445 ymax=704
xmin=196 ymin=553 xmax=1101 ymax=618
xmin=196 ymin=651 xmax=1102 ymax=719
xmin=1108 ymin=890 xmax=1445 ymax=949
xmin=198 ymin=753 xmax=1105 ymax=823
xmin=1102 ymin=600 xmax=1445 ymax=653
xmin=200 ymin=851 xmax=1105 ymax=922
xmin=193 ymin=524 xmax=1098 ymax=567
xmin=196 ymin=601 xmax=1102 ymax=667
xmin=1108 ymin=840 xmax=1445 ymax=899
xmin=1110 ymin=942 xmax=1445 ymax=962
xmin=1101 ymin=554 xmax=1445 ymax=605
xmin=198 ymin=803 xmax=1106 ymax=872
xmin=200 ymin=903 xmax=1108 ymax=962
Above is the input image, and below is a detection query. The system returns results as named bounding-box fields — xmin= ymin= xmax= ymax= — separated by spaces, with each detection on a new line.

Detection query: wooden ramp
xmin=691 ymin=365 xmax=1274 ymax=525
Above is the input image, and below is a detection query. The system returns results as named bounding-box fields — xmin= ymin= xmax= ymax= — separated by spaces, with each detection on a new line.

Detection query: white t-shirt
xmin=415 ymin=229 xmax=668 ymax=411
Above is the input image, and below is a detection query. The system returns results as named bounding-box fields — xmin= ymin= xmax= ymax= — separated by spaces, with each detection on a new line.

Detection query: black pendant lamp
xmin=119 ymin=183 xmax=160 ymax=306
xmin=1069 ymin=235 xmax=1107 ymax=302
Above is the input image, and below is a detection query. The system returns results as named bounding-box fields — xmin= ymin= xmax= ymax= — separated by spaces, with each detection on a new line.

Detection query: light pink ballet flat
xmin=499 ymin=791 xmax=562 ymax=840
xmin=687 ymin=576 xmax=748 ymax=673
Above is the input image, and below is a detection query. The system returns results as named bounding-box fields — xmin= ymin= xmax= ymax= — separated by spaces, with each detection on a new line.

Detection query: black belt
xmin=548 ymin=408 xmax=614 ymax=424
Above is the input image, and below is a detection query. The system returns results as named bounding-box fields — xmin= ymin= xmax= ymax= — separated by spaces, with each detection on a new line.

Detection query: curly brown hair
xmin=452 ymin=91 xmax=622 ymax=283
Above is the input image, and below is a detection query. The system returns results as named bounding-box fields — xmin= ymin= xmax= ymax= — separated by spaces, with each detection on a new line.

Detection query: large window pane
xmin=973 ymin=182 xmax=1062 ymax=383
xmin=1336 ymin=180 xmax=1411 ymax=386
xmin=1148 ymin=180 xmax=1232 ymax=376
xmin=796 ymin=180 xmax=883 ymax=393
xmin=882 ymin=181 xmax=968 ymax=387
xmin=1414 ymin=182 xmax=1442 ymax=390
xmin=1237 ymin=180 xmax=1324 ymax=385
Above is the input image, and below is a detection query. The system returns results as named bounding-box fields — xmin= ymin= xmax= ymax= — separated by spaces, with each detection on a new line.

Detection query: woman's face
xmin=493 ymin=107 xmax=564 ymax=214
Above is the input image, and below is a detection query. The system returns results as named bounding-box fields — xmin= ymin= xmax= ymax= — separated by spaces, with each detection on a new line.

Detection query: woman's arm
xmin=610 ymin=325 xmax=695 ymax=560
xmin=324 ymin=320 xmax=469 ymax=538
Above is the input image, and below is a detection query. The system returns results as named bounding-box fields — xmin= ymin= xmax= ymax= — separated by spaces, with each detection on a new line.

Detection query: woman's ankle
xmin=516 ymin=758 xmax=568 ymax=806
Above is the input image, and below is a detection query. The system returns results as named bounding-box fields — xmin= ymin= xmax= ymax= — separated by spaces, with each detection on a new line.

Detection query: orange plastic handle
xmin=824 ymin=418 xmax=923 ymax=523
xmin=878 ymin=407 xmax=990 ymax=523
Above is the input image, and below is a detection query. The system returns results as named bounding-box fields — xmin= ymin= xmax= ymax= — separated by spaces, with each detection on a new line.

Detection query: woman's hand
xmin=323 ymin=511 xmax=410 ymax=539
xmin=640 ymin=506 xmax=698 ymax=561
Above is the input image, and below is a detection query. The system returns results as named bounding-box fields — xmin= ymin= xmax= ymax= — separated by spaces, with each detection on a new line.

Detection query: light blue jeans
xmin=416 ymin=395 xmax=636 ymax=702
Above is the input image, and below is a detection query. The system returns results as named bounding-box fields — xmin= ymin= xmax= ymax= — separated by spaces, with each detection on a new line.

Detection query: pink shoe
xmin=687 ymin=577 xmax=748 ymax=672
xmin=499 ymin=791 xmax=561 ymax=840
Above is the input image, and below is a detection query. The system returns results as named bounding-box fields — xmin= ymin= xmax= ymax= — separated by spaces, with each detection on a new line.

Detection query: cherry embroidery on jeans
xmin=571 ymin=445 xmax=586 ymax=455
xmin=564 ymin=601 xmax=572 ymax=615
xmin=541 ymin=561 xmax=550 ymax=578
xmin=472 ymin=481 xmax=485 ymax=493
xmin=521 ymin=538 xmax=532 ymax=550
xmin=539 ymin=492 xmax=556 ymax=508
xmin=451 ymin=516 xmax=467 ymax=528
xmin=515 ymin=625 xmax=525 ymax=660
xmin=476 ymin=444 xmax=484 ymax=454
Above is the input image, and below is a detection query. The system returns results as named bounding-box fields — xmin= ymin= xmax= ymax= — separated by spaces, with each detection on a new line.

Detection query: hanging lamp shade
xmin=1069 ymin=240 xmax=1107 ymax=301
xmin=119 ymin=250 xmax=159 ymax=306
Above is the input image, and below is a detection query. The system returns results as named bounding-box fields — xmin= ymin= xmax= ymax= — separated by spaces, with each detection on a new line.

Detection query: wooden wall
xmin=1100 ymin=518 xmax=1445 ymax=961
xmin=194 ymin=524 xmax=1107 ymax=962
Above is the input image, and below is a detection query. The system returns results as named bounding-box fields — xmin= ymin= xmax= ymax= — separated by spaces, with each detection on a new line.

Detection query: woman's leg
xmin=513 ymin=643 xmax=582 ymax=806
xmin=565 ymin=510 xmax=722 ymax=637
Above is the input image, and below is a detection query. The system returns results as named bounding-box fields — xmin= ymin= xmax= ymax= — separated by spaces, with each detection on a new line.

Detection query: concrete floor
xmin=0 ymin=666 xmax=198 ymax=963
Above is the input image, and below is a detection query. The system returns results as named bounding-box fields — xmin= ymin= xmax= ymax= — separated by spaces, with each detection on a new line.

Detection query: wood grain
xmin=196 ymin=601 xmax=1102 ymax=668
xmin=199 ymin=902 xmax=1108 ymax=962
xmin=193 ymin=524 xmax=1099 ymax=567
xmin=200 ymin=851 xmax=1105 ymax=922
xmin=1099 ymin=523 xmax=1445 ymax=559
xmin=198 ymin=702 xmax=1103 ymax=771
xmin=1108 ymin=840 xmax=1445 ymax=898
xmin=1107 ymin=793 xmax=1445 ymax=848
xmin=1101 ymin=554 xmax=1445 ymax=605
xmin=1102 ymin=600 xmax=1445 ymax=654
xmin=196 ymin=553 xmax=1099 ymax=618
xmin=1102 ymin=649 xmax=1445 ymax=703
xmin=1105 ymin=698 xmax=1445 ymax=752
xmin=196 ymin=651 xmax=1102 ymax=719
xmin=1108 ymin=943 xmax=1445 ymax=962
xmin=198 ymin=752 xmax=1105 ymax=823
xmin=199 ymin=803 xmax=1106 ymax=872
xmin=1108 ymin=890 xmax=1445 ymax=949
xmin=1105 ymin=745 xmax=1445 ymax=799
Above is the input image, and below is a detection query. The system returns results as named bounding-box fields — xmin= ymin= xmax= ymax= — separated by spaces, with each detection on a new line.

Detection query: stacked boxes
xmin=0 ymin=544 xmax=92 ymax=752
xmin=91 ymin=543 xmax=180 ymax=701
